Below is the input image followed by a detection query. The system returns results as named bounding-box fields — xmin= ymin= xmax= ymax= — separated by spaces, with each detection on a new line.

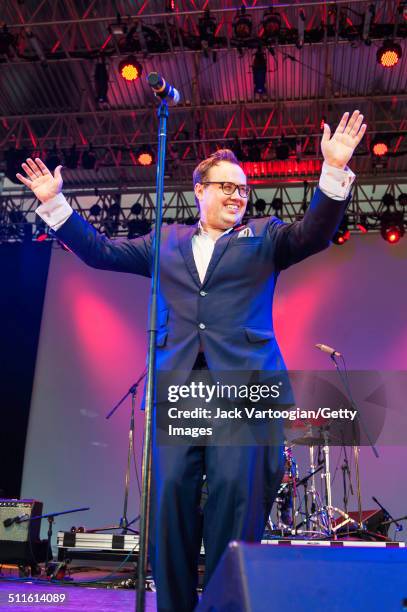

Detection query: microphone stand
xmin=330 ymin=352 xmax=379 ymax=530
xmin=136 ymin=99 xmax=169 ymax=612
xmin=106 ymin=371 xmax=146 ymax=534
xmin=17 ymin=507 xmax=90 ymax=568
xmin=372 ymin=496 xmax=403 ymax=535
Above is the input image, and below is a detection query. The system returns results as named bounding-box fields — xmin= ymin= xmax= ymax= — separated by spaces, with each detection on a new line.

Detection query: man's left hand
xmin=321 ymin=110 xmax=367 ymax=170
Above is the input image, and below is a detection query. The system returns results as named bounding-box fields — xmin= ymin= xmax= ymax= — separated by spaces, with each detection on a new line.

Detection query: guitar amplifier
xmin=0 ymin=499 xmax=44 ymax=564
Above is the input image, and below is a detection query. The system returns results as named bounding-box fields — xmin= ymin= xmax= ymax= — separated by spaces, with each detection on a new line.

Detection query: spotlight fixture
xmin=275 ymin=140 xmax=290 ymax=161
xmin=136 ymin=147 xmax=154 ymax=166
xmin=131 ymin=203 xmax=143 ymax=216
xmin=357 ymin=213 xmax=369 ymax=234
xmin=63 ymin=145 xmax=79 ymax=170
xmin=89 ymin=204 xmax=102 ymax=216
xmin=398 ymin=193 xmax=407 ymax=207
xmin=252 ymin=47 xmax=267 ymax=94
xmin=371 ymin=136 xmax=389 ymax=157
xmin=333 ymin=216 xmax=350 ymax=245
xmin=231 ymin=138 xmax=245 ymax=162
xmin=380 ymin=210 xmax=404 ymax=243
xmin=247 ymin=139 xmax=262 ymax=162
xmin=82 ymin=147 xmax=97 ymax=170
xmin=109 ymin=13 xmax=127 ymax=36
xmin=271 ymin=198 xmax=284 ymax=216
xmin=165 ymin=0 xmax=176 ymax=12
xmin=0 ymin=25 xmax=15 ymax=56
xmin=94 ymin=60 xmax=109 ymax=103
xmin=118 ymin=56 xmax=143 ymax=81
xmin=377 ymin=41 xmax=402 ymax=67
xmin=254 ymin=199 xmax=266 ymax=214
xmin=261 ymin=9 xmax=281 ymax=42
xmin=45 ymin=146 xmax=61 ymax=172
xmin=233 ymin=6 xmax=253 ymax=40
xmin=198 ymin=9 xmax=217 ymax=44
xmin=4 ymin=147 xmax=29 ymax=185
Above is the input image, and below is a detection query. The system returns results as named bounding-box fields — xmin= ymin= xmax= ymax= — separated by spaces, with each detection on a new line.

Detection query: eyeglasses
xmin=201 ymin=181 xmax=251 ymax=198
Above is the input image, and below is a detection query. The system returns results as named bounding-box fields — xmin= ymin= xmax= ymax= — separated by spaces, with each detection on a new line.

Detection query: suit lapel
xmin=177 ymin=224 xmax=201 ymax=288
xmin=202 ymin=230 xmax=235 ymax=287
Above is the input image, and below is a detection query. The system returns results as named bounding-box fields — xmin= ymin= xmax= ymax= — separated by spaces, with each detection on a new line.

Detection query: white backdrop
xmin=21 ymin=232 xmax=407 ymax=542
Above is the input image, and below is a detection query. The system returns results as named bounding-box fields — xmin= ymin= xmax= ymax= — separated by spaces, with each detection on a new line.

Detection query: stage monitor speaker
xmin=196 ymin=541 xmax=407 ymax=612
xmin=0 ymin=499 xmax=43 ymax=564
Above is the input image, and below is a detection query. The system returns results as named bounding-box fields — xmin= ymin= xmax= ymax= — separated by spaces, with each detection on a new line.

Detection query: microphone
xmin=3 ymin=513 xmax=29 ymax=528
xmin=315 ymin=343 xmax=342 ymax=358
xmin=147 ymin=72 xmax=180 ymax=105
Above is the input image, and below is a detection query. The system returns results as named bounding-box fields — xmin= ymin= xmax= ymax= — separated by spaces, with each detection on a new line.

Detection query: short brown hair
xmin=193 ymin=149 xmax=241 ymax=209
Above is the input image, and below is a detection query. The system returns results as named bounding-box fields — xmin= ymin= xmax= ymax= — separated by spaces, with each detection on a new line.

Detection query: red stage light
xmin=372 ymin=141 xmax=388 ymax=156
xmin=357 ymin=223 xmax=368 ymax=234
xmin=377 ymin=41 xmax=402 ymax=68
xmin=333 ymin=229 xmax=350 ymax=245
xmin=36 ymin=233 xmax=48 ymax=242
xmin=119 ymin=56 xmax=143 ymax=81
xmin=385 ymin=227 xmax=401 ymax=243
xmin=137 ymin=149 xmax=154 ymax=166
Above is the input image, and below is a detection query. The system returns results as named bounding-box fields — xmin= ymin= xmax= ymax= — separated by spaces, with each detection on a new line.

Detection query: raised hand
xmin=321 ymin=111 xmax=367 ymax=169
xmin=16 ymin=158 xmax=63 ymax=203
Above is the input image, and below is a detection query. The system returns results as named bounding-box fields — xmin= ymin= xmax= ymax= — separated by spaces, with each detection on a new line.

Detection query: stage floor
xmin=0 ymin=582 xmax=157 ymax=611
xmin=0 ymin=565 xmax=157 ymax=612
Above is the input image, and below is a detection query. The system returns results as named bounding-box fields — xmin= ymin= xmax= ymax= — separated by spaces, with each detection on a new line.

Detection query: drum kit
xmin=268 ymin=428 xmax=366 ymax=539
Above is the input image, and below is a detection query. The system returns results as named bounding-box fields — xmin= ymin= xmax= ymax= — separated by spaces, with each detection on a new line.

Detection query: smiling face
xmin=194 ymin=160 xmax=248 ymax=233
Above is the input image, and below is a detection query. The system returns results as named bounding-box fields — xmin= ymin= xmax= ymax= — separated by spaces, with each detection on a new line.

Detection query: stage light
xmin=262 ymin=9 xmax=281 ymax=41
xmin=34 ymin=221 xmax=48 ymax=242
xmin=247 ymin=139 xmax=262 ymax=162
xmin=357 ymin=213 xmax=369 ymax=233
xmin=94 ymin=60 xmax=109 ymax=102
xmin=118 ymin=56 xmax=143 ymax=81
xmin=254 ymin=199 xmax=266 ymax=214
xmin=89 ymin=204 xmax=102 ymax=216
xmin=109 ymin=14 xmax=127 ymax=36
xmin=377 ymin=41 xmax=402 ymax=67
xmin=333 ymin=216 xmax=350 ymax=245
xmin=131 ymin=203 xmax=143 ymax=215
xmin=166 ymin=0 xmax=176 ymax=12
xmin=82 ymin=147 xmax=97 ymax=170
xmin=371 ymin=136 xmax=389 ymax=157
xmin=5 ymin=147 xmax=29 ymax=184
xmin=272 ymin=198 xmax=283 ymax=216
xmin=252 ymin=47 xmax=267 ymax=94
xmin=136 ymin=147 xmax=154 ymax=166
xmin=380 ymin=209 xmax=404 ymax=244
xmin=63 ymin=145 xmax=79 ymax=170
xmin=0 ymin=25 xmax=15 ymax=55
xmin=198 ymin=9 xmax=217 ymax=43
xmin=398 ymin=193 xmax=407 ymax=207
xmin=45 ymin=146 xmax=61 ymax=172
xmin=233 ymin=6 xmax=253 ymax=40
xmin=275 ymin=141 xmax=290 ymax=161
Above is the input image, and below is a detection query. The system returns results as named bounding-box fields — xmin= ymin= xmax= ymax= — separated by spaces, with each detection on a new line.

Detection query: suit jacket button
xmin=199 ymin=323 xmax=206 ymax=330
xmin=200 ymin=290 xmax=207 ymax=296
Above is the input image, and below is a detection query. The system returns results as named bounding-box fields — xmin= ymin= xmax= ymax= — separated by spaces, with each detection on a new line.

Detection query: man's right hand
xmin=16 ymin=158 xmax=63 ymax=203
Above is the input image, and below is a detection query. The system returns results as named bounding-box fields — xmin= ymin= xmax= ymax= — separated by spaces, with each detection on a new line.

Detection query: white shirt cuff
xmin=36 ymin=193 xmax=73 ymax=231
xmin=319 ymin=161 xmax=356 ymax=201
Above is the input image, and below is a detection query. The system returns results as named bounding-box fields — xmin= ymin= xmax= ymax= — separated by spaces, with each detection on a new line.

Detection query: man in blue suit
xmin=18 ymin=110 xmax=366 ymax=612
